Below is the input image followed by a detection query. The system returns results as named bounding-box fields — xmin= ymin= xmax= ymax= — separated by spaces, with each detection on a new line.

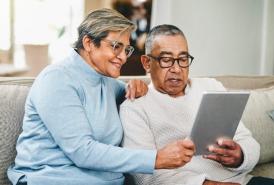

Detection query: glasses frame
xmin=102 ymin=39 xmax=134 ymax=58
xmin=147 ymin=54 xmax=194 ymax=68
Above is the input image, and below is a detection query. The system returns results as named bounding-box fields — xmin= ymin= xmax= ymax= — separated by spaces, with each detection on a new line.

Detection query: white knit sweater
xmin=120 ymin=78 xmax=260 ymax=185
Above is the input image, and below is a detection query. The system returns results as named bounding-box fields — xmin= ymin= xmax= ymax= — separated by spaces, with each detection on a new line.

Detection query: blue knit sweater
xmin=8 ymin=49 xmax=156 ymax=185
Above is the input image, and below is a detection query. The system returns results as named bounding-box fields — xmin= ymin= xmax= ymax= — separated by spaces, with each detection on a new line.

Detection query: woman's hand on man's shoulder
xmin=125 ymin=80 xmax=148 ymax=101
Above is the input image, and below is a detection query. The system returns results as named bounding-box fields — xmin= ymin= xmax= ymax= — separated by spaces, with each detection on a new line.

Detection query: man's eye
xmin=161 ymin=57 xmax=173 ymax=62
xmin=179 ymin=56 xmax=188 ymax=62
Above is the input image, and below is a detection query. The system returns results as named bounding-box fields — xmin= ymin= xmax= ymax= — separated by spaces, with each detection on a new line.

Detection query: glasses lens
xmin=159 ymin=57 xmax=174 ymax=68
xmin=112 ymin=41 xmax=134 ymax=58
xmin=112 ymin=42 xmax=123 ymax=56
xmin=149 ymin=54 xmax=194 ymax=68
xmin=178 ymin=56 xmax=190 ymax=67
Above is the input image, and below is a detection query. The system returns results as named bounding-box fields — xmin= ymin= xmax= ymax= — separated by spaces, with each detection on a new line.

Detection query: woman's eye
xmin=113 ymin=42 xmax=123 ymax=50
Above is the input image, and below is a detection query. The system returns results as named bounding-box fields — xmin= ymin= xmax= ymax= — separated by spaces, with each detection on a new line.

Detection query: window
xmin=0 ymin=0 xmax=84 ymax=75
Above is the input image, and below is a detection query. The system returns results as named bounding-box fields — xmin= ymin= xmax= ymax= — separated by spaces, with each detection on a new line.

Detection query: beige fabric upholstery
xmin=251 ymin=163 xmax=274 ymax=178
xmin=213 ymin=75 xmax=274 ymax=90
xmin=241 ymin=86 xmax=274 ymax=164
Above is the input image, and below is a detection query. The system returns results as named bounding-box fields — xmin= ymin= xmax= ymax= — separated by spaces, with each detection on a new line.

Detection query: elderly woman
xmin=8 ymin=9 xmax=194 ymax=185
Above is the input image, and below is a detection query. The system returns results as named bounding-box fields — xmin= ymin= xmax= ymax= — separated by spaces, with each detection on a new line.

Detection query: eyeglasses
xmin=147 ymin=54 xmax=194 ymax=68
xmin=102 ymin=39 xmax=134 ymax=58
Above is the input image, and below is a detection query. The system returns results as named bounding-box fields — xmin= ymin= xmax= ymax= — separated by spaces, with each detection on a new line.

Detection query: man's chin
xmin=166 ymin=88 xmax=185 ymax=97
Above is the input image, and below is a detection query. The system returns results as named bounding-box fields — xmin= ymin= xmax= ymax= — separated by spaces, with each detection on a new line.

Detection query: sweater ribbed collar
xmin=65 ymin=48 xmax=108 ymax=84
xmin=148 ymin=82 xmax=190 ymax=101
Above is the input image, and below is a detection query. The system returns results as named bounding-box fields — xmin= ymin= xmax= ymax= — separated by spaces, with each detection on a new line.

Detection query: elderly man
xmin=120 ymin=24 xmax=274 ymax=185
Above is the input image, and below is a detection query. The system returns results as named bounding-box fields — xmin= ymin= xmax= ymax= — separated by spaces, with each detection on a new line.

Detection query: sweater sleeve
xmin=120 ymin=103 xmax=156 ymax=150
xmin=120 ymin=102 xmax=207 ymax=185
xmin=30 ymin=69 xmax=156 ymax=174
xmin=229 ymin=121 xmax=260 ymax=172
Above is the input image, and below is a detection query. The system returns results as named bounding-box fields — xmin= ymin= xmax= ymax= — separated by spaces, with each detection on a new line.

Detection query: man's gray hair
xmin=74 ymin=8 xmax=136 ymax=50
xmin=145 ymin=24 xmax=185 ymax=54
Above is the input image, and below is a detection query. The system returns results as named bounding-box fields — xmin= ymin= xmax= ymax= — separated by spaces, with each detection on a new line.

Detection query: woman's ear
xmin=141 ymin=55 xmax=151 ymax=73
xmin=82 ymin=35 xmax=93 ymax=52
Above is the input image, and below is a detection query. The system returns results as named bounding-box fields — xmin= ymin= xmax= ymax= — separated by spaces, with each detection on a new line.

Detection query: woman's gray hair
xmin=74 ymin=8 xmax=136 ymax=50
xmin=145 ymin=24 xmax=186 ymax=54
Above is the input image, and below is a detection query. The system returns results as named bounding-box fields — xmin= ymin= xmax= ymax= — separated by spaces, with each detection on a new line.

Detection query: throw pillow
xmin=267 ymin=109 xmax=274 ymax=121
xmin=241 ymin=86 xmax=274 ymax=164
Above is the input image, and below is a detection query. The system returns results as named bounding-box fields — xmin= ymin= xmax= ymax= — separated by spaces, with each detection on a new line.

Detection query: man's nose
xmin=169 ymin=60 xmax=181 ymax=72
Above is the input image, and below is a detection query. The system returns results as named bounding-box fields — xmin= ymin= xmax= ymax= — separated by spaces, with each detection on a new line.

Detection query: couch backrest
xmin=0 ymin=78 xmax=34 ymax=185
xmin=213 ymin=75 xmax=274 ymax=90
xmin=119 ymin=75 xmax=274 ymax=90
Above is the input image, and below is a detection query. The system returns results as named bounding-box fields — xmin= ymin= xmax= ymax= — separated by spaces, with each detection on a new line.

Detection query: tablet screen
xmin=190 ymin=91 xmax=250 ymax=155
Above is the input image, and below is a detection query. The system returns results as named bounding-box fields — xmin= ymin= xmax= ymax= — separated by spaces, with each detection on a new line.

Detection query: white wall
xmin=261 ymin=0 xmax=274 ymax=74
xmin=151 ymin=0 xmax=274 ymax=76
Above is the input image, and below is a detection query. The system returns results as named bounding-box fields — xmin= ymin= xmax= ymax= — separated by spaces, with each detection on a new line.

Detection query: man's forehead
xmin=152 ymin=35 xmax=188 ymax=54
xmin=153 ymin=34 xmax=186 ymax=42
xmin=158 ymin=51 xmax=189 ymax=56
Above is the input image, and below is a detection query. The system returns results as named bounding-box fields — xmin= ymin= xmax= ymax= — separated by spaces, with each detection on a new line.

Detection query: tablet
xmin=190 ymin=91 xmax=250 ymax=155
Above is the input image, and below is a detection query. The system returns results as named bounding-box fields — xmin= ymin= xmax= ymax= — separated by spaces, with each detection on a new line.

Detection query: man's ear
xmin=141 ymin=55 xmax=151 ymax=73
xmin=82 ymin=35 xmax=93 ymax=52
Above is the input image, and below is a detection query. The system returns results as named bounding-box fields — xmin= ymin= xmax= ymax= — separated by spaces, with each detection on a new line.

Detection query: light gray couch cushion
xmin=0 ymin=84 xmax=30 ymax=185
xmin=241 ymin=86 xmax=274 ymax=164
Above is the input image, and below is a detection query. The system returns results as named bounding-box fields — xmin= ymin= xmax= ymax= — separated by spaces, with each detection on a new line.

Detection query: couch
xmin=0 ymin=76 xmax=274 ymax=185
